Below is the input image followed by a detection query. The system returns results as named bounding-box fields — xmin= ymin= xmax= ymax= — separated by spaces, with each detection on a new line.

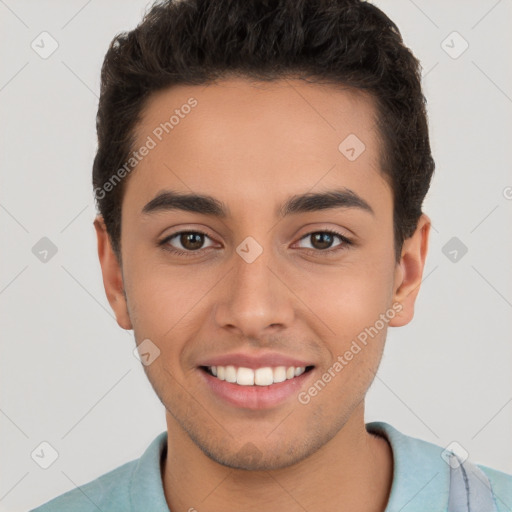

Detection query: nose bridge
xmin=234 ymin=238 xmax=274 ymax=299
xmin=214 ymin=234 xmax=294 ymax=336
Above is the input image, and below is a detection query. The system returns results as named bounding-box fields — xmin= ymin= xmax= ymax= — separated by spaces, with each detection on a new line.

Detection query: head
xmin=94 ymin=0 xmax=433 ymax=470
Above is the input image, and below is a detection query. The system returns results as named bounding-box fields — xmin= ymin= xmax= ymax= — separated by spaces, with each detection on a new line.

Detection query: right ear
xmin=93 ymin=215 xmax=132 ymax=330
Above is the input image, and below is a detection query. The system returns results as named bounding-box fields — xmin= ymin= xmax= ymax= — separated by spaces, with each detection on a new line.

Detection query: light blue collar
xmin=367 ymin=421 xmax=450 ymax=511
xmin=129 ymin=431 xmax=170 ymax=511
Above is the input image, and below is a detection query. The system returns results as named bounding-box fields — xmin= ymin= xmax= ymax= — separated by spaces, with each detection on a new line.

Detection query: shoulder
xmin=477 ymin=464 xmax=512 ymax=512
xmin=366 ymin=421 xmax=512 ymax=511
xmin=29 ymin=459 xmax=136 ymax=512
xmin=29 ymin=431 xmax=169 ymax=512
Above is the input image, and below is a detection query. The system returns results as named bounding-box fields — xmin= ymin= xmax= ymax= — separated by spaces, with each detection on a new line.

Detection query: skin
xmin=94 ymin=77 xmax=430 ymax=512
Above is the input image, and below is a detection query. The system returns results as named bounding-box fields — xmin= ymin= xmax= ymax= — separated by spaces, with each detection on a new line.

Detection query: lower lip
xmin=198 ymin=367 xmax=315 ymax=410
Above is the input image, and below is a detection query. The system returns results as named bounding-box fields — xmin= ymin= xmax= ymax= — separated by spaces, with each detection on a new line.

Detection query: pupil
xmin=312 ymin=232 xmax=332 ymax=250
xmin=182 ymin=233 xmax=203 ymax=250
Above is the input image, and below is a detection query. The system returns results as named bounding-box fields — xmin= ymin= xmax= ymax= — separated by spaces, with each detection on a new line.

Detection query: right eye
xmin=159 ymin=230 xmax=217 ymax=256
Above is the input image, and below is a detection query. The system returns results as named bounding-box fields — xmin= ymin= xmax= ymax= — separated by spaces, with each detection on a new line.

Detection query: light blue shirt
xmin=30 ymin=421 xmax=512 ymax=511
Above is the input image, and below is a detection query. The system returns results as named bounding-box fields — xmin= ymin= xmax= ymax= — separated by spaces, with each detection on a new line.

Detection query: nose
xmin=213 ymin=243 xmax=295 ymax=341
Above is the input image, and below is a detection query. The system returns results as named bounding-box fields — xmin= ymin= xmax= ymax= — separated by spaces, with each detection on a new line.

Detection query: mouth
xmin=200 ymin=364 xmax=315 ymax=386
xmin=198 ymin=364 xmax=316 ymax=410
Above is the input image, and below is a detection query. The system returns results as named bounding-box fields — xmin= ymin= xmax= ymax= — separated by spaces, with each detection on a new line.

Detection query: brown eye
xmin=160 ymin=230 xmax=216 ymax=255
xmin=297 ymin=230 xmax=350 ymax=252
xmin=310 ymin=232 xmax=336 ymax=250
xmin=179 ymin=232 xmax=205 ymax=250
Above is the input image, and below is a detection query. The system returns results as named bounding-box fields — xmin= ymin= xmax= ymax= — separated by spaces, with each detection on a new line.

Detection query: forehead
xmin=125 ymin=77 xmax=389 ymax=215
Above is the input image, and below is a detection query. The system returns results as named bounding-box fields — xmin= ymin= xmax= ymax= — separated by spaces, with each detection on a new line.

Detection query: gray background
xmin=1 ymin=0 xmax=511 ymax=510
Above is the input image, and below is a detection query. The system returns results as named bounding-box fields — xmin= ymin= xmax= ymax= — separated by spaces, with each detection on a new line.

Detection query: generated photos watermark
xmin=298 ymin=302 xmax=403 ymax=405
xmin=94 ymin=97 xmax=198 ymax=201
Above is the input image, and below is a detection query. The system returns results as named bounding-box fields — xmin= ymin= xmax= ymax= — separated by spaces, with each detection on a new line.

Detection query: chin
xmin=195 ymin=432 xmax=325 ymax=472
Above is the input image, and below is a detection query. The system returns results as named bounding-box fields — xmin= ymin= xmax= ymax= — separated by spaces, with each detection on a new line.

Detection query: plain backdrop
xmin=1 ymin=1 xmax=511 ymax=510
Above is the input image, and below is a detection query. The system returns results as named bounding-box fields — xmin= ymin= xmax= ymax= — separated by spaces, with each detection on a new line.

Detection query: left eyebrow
xmin=278 ymin=188 xmax=375 ymax=217
xmin=141 ymin=188 xmax=374 ymax=218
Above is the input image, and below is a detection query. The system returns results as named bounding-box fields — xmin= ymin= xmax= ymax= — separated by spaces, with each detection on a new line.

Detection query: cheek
xmin=293 ymin=258 xmax=394 ymax=338
xmin=123 ymin=260 xmax=215 ymax=342
xmin=304 ymin=264 xmax=393 ymax=395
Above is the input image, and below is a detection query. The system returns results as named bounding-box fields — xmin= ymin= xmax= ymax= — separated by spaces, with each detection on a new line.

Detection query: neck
xmin=161 ymin=405 xmax=393 ymax=512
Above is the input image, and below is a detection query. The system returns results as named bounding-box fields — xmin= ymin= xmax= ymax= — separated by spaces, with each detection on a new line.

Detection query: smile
xmin=198 ymin=364 xmax=316 ymax=410
xmin=202 ymin=365 xmax=314 ymax=386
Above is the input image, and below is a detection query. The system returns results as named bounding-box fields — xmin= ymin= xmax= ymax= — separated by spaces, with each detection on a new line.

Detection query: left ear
xmin=388 ymin=213 xmax=431 ymax=327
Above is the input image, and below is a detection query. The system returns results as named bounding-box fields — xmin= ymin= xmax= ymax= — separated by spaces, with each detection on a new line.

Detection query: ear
xmin=93 ymin=215 xmax=133 ymax=330
xmin=388 ymin=213 xmax=431 ymax=327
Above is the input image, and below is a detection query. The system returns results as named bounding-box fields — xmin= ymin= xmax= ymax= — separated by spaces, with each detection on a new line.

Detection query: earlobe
xmin=388 ymin=214 xmax=431 ymax=328
xmin=93 ymin=216 xmax=133 ymax=330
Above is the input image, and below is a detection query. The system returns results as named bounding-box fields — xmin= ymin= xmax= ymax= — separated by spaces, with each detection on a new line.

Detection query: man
xmin=31 ymin=0 xmax=512 ymax=510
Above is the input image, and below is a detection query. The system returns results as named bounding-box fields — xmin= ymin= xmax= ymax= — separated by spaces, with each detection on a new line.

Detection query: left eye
xmin=296 ymin=230 xmax=351 ymax=251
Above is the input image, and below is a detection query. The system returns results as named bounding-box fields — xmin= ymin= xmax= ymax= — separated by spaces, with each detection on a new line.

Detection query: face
xmin=95 ymin=77 xmax=429 ymax=471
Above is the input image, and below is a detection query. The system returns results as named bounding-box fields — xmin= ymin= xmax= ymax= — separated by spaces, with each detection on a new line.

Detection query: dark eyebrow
xmin=279 ymin=189 xmax=374 ymax=217
xmin=142 ymin=190 xmax=228 ymax=217
xmin=141 ymin=188 xmax=374 ymax=218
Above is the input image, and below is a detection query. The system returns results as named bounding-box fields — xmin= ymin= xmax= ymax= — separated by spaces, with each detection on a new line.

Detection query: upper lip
xmin=198 ymin=352 xmax=315 ymax=369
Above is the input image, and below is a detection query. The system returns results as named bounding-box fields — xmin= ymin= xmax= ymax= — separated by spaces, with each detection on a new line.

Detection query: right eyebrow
xmin=142 ymin=190 xmax=229 ymax=217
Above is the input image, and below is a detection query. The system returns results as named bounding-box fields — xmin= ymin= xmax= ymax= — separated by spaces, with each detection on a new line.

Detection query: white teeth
xmin=254 ymin=367 xmax=273 ymax=386
xmin=237 ymin=367 xmax=254 ymax=386
xmin=273 ymin=366 xmax=287 ymax=383
xmin=207 ymin=365 xmax=308 ymax=385
xmin=225 ymin=365 xmax=237 ymax=383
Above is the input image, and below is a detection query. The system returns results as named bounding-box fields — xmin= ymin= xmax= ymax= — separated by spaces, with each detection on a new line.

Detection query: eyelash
xmin=158 ymin=229 xmax=353 ymax=258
